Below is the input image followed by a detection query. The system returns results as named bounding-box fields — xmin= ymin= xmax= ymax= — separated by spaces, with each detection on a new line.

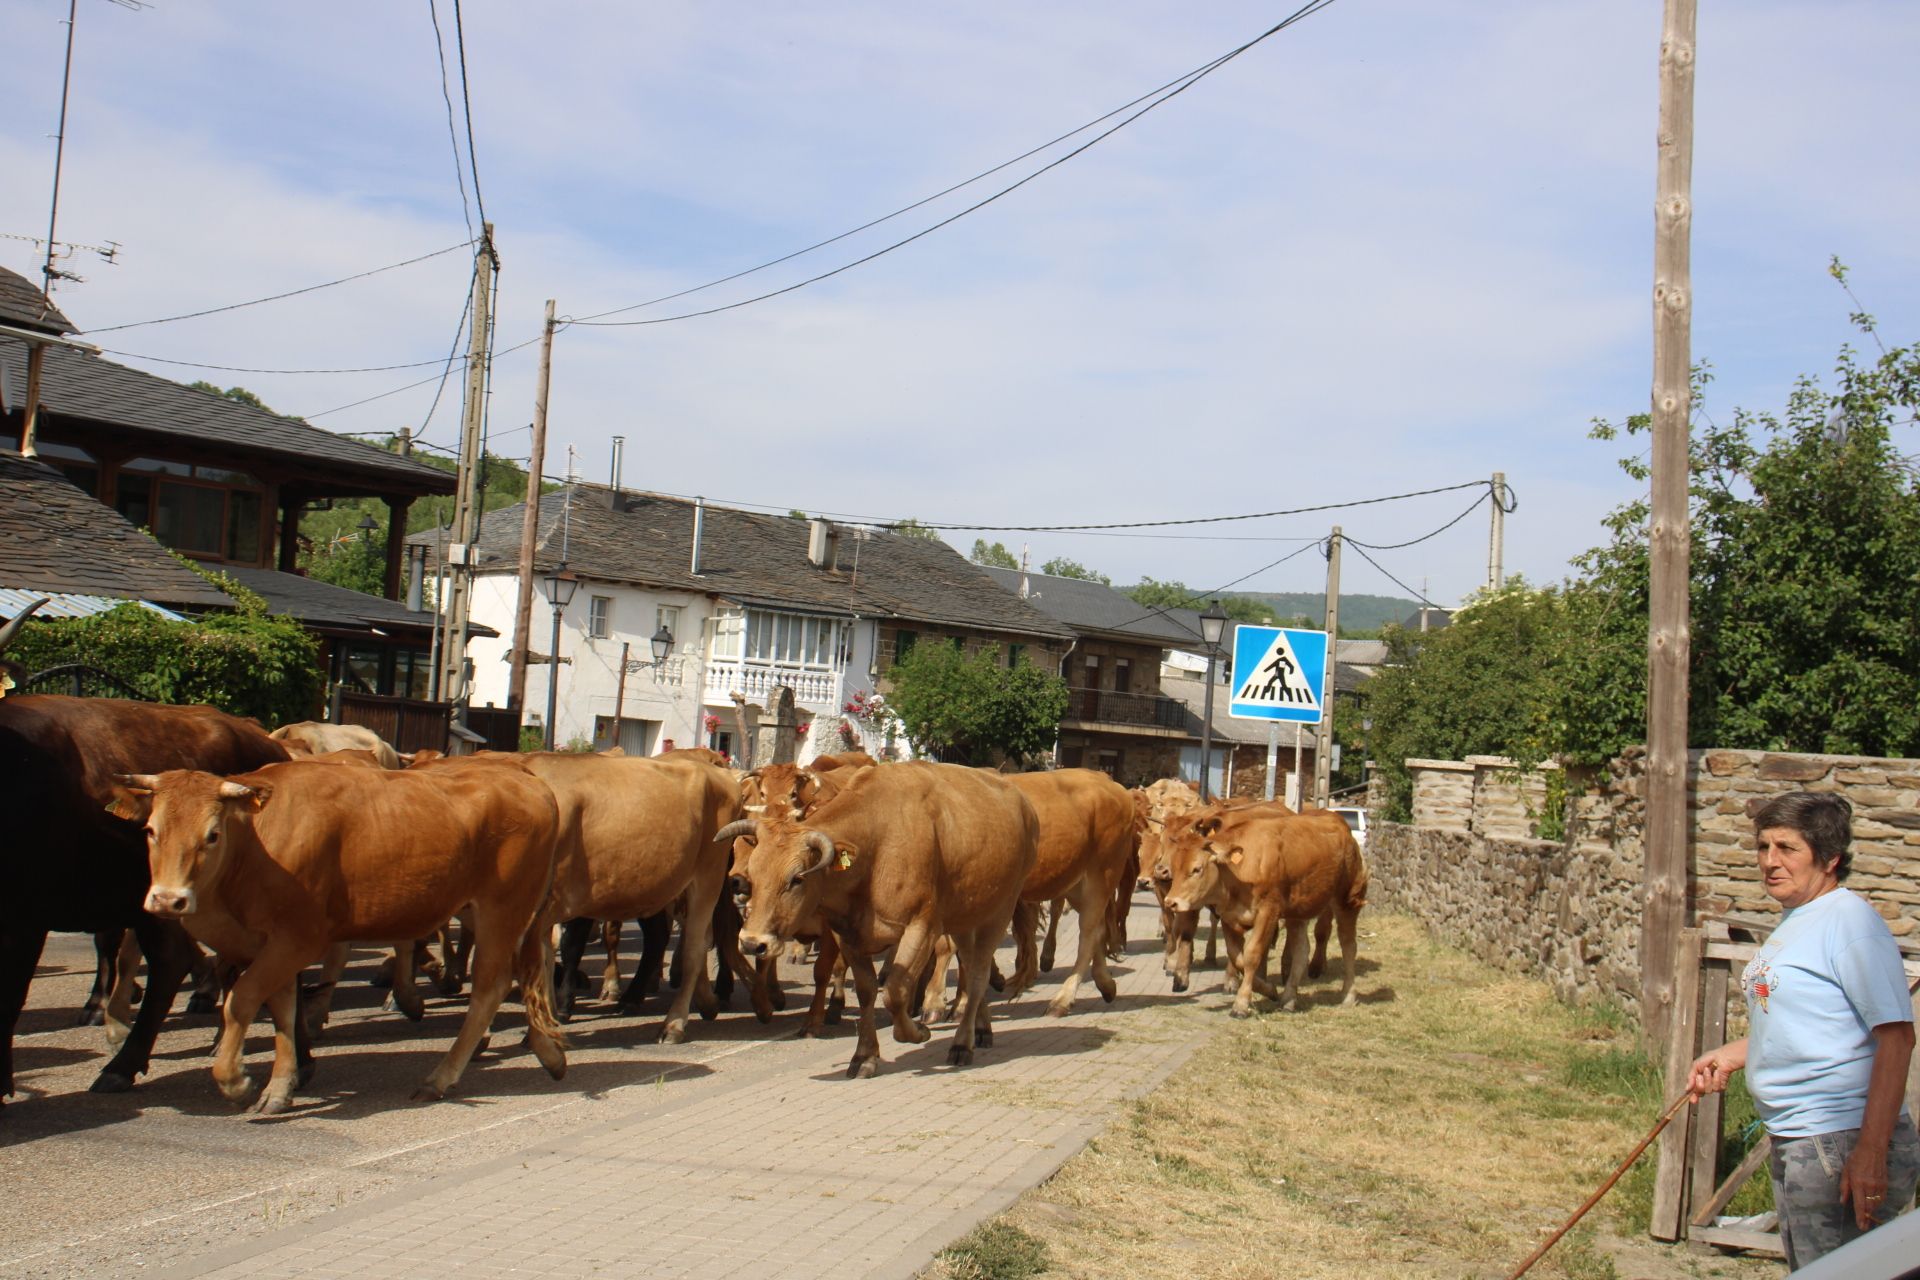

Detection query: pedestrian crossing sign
xmin=1227 ymin=625 xmax=1327 ymax=723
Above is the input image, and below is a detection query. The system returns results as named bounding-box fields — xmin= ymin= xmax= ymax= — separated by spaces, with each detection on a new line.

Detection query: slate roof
xmin=216 ymin=565 xmax=489 ymax=639
xmin=1400 ymin=607 xmax=1452 ymax=632
xmin=0 ymin=449 xmax=233 ymax=608
xmin=1159 ymin=671 xmax=1278 ymax=746
xmin=0 ymin=267 xmax=74 ymax=336
xmin=977 ymin=566 xmax=1205 ymax=648
xmin=0 ymin=342 xmax=454 ymax=498
xmin=414 ymin=488 xmax=1072 ymax=642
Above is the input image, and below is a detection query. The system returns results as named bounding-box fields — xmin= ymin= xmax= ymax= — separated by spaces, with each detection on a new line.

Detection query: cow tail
xmin=516 ymin=926 xmax=569 ymax=1050
xmin=1346 ymin=841 xmax=1371 ymax=915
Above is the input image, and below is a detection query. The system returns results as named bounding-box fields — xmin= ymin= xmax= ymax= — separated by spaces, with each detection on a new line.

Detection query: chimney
xmin=610 ymin=436 xmax=625 ymax=503
xmin=690 ymin=496 xmax=706 ymax=575
xmin=807 ymin=518 xmax=839 ymax=570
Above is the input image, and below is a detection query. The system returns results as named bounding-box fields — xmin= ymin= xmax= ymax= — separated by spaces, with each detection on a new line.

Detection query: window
xmin=712 ymin=610 xmax=743 ymax=659
xmin=656 ymin=605 xmax=680 ymax=644
xmin=1007 ymin=643 xmax=1025 ymax=668
xmin=1113 ymin=658 xmax=1132 ymax=693
xmin=116 ymin=458 xmax=266 ymax=563
xmin=393 ymin=649 xmax=432 ymax=700
xmin=588 ymin=595 xmax=612 ymax=639
xmin=895 ymin=629 xmax=917 ymax=663
xmin=739 ymin=611 xmax=844 ymax=667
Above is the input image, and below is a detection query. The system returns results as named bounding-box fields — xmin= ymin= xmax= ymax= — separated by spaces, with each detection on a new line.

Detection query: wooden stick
xmin=1507 ymin=1092 xmax=1695 ymax=1280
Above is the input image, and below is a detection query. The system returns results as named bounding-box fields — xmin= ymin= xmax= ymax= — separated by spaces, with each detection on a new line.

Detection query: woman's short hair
xmin=1752 ymin=791 xmax=1854 ymax=881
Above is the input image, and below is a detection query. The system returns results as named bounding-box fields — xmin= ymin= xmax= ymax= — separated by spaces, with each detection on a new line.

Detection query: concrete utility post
xmin=1488 ymin=471 xmax=1506 ymax=592
xmin=508 ymin=298 xmax=557 ymax=711
xmin=1313 ymin=527 xmax=1342 ymax=809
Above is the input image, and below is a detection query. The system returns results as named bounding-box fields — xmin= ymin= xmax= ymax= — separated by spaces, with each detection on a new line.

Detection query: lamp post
xmin=649 ymin=624 xmax=674 ymax=668
xmin=542 ymin=562 xmax=579 ymax=749
xmin=1197 ymin=600 xmax=1228 ymax=801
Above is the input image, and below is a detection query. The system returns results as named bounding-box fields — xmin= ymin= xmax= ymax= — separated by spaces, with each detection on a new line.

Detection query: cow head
xmin=1162 ymin=813 xmax=1236 ymax=915
xmin=120 ymin=770 xmax=273 ymax=916
xmin=716 ymin=814 xmax=857 ymax=954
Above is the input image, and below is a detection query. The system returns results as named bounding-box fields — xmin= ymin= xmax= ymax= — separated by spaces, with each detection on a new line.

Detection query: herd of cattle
xmin=1 ymin=643 xmax=1370 ymax=1118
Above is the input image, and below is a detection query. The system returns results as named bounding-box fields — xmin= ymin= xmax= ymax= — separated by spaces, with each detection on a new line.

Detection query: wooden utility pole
xmin=1643 ymin=0 xmax=1697 ymax=1054
xmin=507 ymin=298 xmax=556 ymax=710
xmin=1313 ymin=527 xmax=1342 ymax=809
xmin=1488 ymin=470 xmax=1506 ymax=592
xmin=435 ymin=224 xmax=497 ymax=707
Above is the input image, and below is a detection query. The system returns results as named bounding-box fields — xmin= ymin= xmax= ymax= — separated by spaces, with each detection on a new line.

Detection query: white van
xmin=1330 ymin=805 xmax=1368 ymax=849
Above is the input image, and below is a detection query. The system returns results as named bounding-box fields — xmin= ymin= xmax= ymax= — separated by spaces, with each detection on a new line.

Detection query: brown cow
xmin=1163 ymin=806 xmax=1367 ymax=1016
xmin=269 ymin=722 xmax=403 ymax=769
xmin=520 ymin=752 xmax=742 ymax=1042
xmin=126 ymin=756 xmax=566 ymax=1111
xmin=722 ymin=762 xmax=1037 ymax=1077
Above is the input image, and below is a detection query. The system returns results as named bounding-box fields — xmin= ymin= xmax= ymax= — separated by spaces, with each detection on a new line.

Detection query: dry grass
xmin=922 ymin=914 xmax=1778 ymax=1280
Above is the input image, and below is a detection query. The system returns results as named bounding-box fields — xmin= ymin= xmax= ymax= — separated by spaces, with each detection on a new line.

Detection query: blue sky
xmin=2 ymin=1 xmax=1914 ymax=607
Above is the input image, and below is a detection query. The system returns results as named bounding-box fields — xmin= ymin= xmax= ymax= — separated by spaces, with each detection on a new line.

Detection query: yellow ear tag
xmin=835 ymin=850 xmax=854 ymax=871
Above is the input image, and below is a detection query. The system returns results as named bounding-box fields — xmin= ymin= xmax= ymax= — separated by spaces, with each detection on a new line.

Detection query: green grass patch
xmin=938 ymin=1222 xmax=1052 ymax=1280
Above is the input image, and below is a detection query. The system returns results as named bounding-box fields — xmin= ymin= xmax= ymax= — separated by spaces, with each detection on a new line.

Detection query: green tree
xmin=1039 ymin=556 xmax=1110 ymax=585
xmin=1122 ymin=578 xmax=1281 ymax=626
xmin=970 ymin=539 xmax=1019 ymax=569
xmin=891 ymin=518 xmax=941 ymax=540
xmin=188 ymin=381 xmax=286 ymax=416
xmin=885 ymin=643 xmax=1068 ymax=766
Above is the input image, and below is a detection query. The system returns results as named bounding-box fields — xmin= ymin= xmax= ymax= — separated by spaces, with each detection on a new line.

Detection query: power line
xmin=1345 ymin=490 xmax=1490 ymax=550
xmin=304 ymin=369 xmax=467 ymax=420
xmin=1346 ymin=540 xmax=1440 ymax=609
xmin=566 ymin=0 xmax=1343 ymax=330
xmin=450 ymin=0 xmax=488 ymax=233
xmin=96 ymin=347 xmax=462 ymax=375
xmin=410 ymin=260 xmax=477 ymax=446
xmin=427 ymin=0 xmax=474 ymax=242
xmin=81 ymin=240 xmax=474 ymax=333
xmin=898 ymin=479 xmax=1492 ymax=534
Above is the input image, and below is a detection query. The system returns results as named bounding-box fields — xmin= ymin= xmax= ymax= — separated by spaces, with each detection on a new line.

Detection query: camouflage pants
xmin=1767 ymin=1116 xmax=1920 ymax=1271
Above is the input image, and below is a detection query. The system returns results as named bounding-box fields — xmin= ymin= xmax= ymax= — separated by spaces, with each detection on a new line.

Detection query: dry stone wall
xmin=1369 ymin=746 xmax=1920 ymax=1020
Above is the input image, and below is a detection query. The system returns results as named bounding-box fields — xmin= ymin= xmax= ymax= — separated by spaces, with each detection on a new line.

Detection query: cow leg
xmin=92 ymin=915 xmax=197 ymax=1095
xmin=416 ymin=918 xmax=518 ymax=1101
xmin=845 ymin=950 xmax=882 ymax=1079
xmin=1048 ymin=873 xmax=1116 ymax=1017
xmin=1108 ymin=853 xmax=1137 ymax=959
xmin=1002 ymin=900 xmax=1041 ymax=1002
xmin=185 ymin=944 xmax=219 ymax=1014
xmin=1 ymin=927 xmax=49 ymax=1105
xmin=1231 ymin=905 xmax=1284 ymax=1018
xmin=553 ymin=917 xmax=594 ymax=1022
xmin=78 ymin=929 xmax=115 ymax=1027
xmin=440 ymin=910 xmax=474 ymax=995
xmin=884 ymin=921 xmax=935 ymax=1046
xmin=515 ymin=924 xmax=568 ymax=1082
xmin=1169 ymin=909 xmax=1197 ymax=993
xmin=1037 ymin=897 xmax=1064 ymax=973
xmin=1277 ymin=913 xmax=1313 ymax=1013
xmin=661 ymin=860 xmax=723 ymax=1044
xmin=947 ymin=928 xmax=999 ymax=1066
xmin=301 ymin=943 xmax=352 ymax=1042
xmin=1203 ymin=910 xmax=1220 ymax=968
xmin=709 ymin=896 xmax=737 ymax=1008
xmin=826 ymin=949 xmax=848 ymax=1024
xmin=915 ymin=932 xmax=954 ymax=1025
xmin=252 ymin=981 xmax=302 ymax=1116
xmin=717 ymin=900 xmax=769 ymax=1022
xmin=597 ymin=919 xmax=622 ymax=1004
xmin=1335 ymin=908 xmax=1360 ymax=1007
xmin=386 ymin=940 xmax=427 ymax=1022
xmin=102 ymin=929 xmax=144 ymax=1047
xmin=800 ymin=931 xmax=840 ymax=1037
xmin=213 ymin=942 xmax=309 ymax=1107
xmin=1308 ymin=909 xmax=1333 ymax=980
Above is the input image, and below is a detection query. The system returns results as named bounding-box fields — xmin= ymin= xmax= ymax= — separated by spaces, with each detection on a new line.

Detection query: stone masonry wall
xmin=1370 ymin=746 xmax=1920 ymax=1018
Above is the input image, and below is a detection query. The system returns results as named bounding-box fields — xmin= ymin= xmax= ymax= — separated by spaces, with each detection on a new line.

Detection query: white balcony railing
xmin=704 ymin=661 xmax=842 ymax=709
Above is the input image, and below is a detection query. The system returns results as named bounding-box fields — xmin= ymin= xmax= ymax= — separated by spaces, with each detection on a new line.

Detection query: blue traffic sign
xmin=1227 ymin=625 xmax=1328 ymax=723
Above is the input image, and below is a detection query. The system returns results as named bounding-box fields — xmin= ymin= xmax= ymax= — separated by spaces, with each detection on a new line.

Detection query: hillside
xmin=1227 ymin=591 xmax=1423 ymax=634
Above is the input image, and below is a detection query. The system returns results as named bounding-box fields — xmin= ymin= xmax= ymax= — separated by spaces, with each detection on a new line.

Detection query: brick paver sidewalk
xmin=145 ymin=896 xmax=1217 ymax=1280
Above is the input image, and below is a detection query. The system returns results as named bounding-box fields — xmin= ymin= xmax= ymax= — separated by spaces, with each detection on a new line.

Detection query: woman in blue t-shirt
xmin=1689 ymin=792 xmax=1918 ymax=1271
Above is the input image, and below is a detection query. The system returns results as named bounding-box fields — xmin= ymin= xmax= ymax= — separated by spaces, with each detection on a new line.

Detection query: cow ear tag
xmin=835 ymin=848 xmax=855 ymax=871
xmin=1227 ymin=848 xmax=1244 ymax=866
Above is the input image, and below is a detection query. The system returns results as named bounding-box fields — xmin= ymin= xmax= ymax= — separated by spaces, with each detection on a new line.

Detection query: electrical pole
xmin=1642 ymin=0 xmax=1696 ymax=1059
xmin=508 ymin=298 xmax=556 ymax=712
xmin=1313 ymin=526 xmax=1342 ymax=809
xmin=435 ymin=224 xmax=497 ymax=708
xmin=1488 ymin=470 xmax=1506 ymax=592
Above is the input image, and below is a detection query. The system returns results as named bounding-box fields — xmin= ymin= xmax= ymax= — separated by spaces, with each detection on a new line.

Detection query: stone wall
xmin=1370 ymin=746 xmax=1920 ymax=1018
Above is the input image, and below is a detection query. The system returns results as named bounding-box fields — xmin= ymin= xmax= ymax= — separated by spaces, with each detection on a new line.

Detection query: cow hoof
xmin=1229 ymin=1004 xmax=1253 ymax=1020
xmin=77 ymin=1008 xmax=105 ymax=1028
xmin=295 ymin=1061 xmax=317 ymax=1089
xmin=183 ymin=993 xmax=215 ymax=1016
xmin=769 ymin=988 xmax=789 ymax=1012
xmin=799 ymin=1023 xmax=822 ymax=1039
xmin=1045 ymin=1000 xmax=1071 ymax=1018
xmin=988 ymin=972 xmax=1006 ymax=994
xmin=973 ymin=1025 xmax=993 ymax=1048
xmin=411 ymin=1084 xmax=447 ymax=1103
xmin=947 ymin=1044 xmax=974 ymax=1068
xmin=1171 ymin=977 xmax=1189 ymax=993
xmin=88 ymin=1069 xmax=135 ymax=1094
xmin=697 ymin=1002 xmax=720 ymax=1023
xmin=659 ymin=1022 xmax=687 ymax=1046
xmin=251 ymin=1093 xmax=292 ymax=1118
xmin=1307 ymin=963 xmax=1327 ymax=980
xmin=439 ymin=977 xmax=464 ymax=997
xmin=530 ymin=1038 xmax=567 ymax=1081
xmin=1098 ymin=981 xmax=1118 ymax=1004
xmin=847 ymin=1056 xmax=879 ymax=1080
xmin=221 ymin=1080 xmax=259 ymax=1109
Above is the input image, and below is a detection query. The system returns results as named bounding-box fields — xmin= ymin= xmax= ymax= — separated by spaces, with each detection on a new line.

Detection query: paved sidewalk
xmin=143 ymin=898 xmax=1217 ymax=1280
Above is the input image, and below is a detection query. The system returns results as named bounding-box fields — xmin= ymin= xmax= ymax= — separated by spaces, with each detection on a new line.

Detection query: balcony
xmin=705 ymin=661 xmax=842 ymax=710
xmin=1062 ymin=686 xmax=1190 ymax=735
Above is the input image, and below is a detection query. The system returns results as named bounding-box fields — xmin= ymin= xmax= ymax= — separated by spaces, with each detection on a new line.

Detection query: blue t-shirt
xmin=1742 ymin=887 xmax=1915 ymax=1138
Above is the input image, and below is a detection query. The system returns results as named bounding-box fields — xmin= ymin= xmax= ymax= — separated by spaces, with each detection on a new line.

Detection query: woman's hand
xmin=1687 ymin=1038 xmax=1747 ymax=1096
xmin=1840 ymin=1142 xmax=1891 ymax=1230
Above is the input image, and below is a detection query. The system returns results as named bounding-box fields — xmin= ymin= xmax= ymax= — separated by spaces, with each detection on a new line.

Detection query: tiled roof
xmin=977 ymin=566 xmax=1205 ymax=647
xmin=0 ymin=449 xmax=233 ymax=608
xmin=217 ymin=564 xmax=489 ymax=638
xmin=1158 ymin=672 xmax=1275 ymax=745
xmin=0 ymin=268 xmax=74 ymax=336
xmin=0 ymin=342 xmax=454 ymax=498
xmin=413 ymin=488 xmax=1072 ymax=642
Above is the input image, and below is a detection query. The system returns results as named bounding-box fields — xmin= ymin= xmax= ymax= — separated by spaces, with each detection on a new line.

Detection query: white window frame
xmin=588 ymin=594 xmax=612 ymax=639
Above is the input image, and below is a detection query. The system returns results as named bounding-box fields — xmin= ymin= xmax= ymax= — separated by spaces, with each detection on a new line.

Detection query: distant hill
xmin=1226 ymin=592 xmax=1422 ymax=635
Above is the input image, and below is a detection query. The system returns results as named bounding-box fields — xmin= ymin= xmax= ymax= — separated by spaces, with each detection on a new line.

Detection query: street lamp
xmin=542 ymin=562 xmax=579 ymax=749
xmin=1198 ymin=600 xmax=1228 ymax=801
xmin=649 ymin=623 xmax=675 ymax=666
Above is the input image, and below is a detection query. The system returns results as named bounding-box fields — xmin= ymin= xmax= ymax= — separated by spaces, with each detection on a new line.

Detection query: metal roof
xmin=0 ymin=588 xmax=184 ymax=622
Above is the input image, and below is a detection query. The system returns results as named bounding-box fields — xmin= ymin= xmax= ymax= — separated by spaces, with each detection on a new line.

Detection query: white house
xmin=421 ymin=487 xmax=1072 ymax=764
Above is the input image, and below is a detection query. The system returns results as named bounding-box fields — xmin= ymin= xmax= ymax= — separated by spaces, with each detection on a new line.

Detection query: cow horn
xmin=741 ymin=768 xmax=763 ymax=783
xmin=714 ymin=819 xmax=758 ymax=846
xmin=217 ymin=781 xmax=256 ymax=800
xmin=116 ymin=772 xmax=162 ymax=793
xmin=742 ymin=803 xmax=767 ymax=814
xmin=0 ymin=598 xmax=49 ymax=653
xmin=799 ymin=831 xmax=838 ymax=877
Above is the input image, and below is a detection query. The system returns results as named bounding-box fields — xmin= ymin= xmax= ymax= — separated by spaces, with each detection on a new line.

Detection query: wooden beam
xmin=382 ymin=496 xmax=413 ymax=601
xmin=1689 ymin=1226 xmax=1783 ymax=1259
xmin=277 ymin=491 xmax=305 ymax=573
xmin=1642 ymin=0 xmax=1698 ymax=1054
xmin=1651 ymin=926 xmax=1703 ymax=1240
xmin=1687 ymin=920 xmax=1730 ymax=1229
xmin=1691 ymin=1134 xmax=1772 ymax=1229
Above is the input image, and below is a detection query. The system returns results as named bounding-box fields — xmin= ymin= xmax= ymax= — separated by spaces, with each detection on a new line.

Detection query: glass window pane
xmin=155 ymin=482 xmax=225 ymax=555
xmin=115 ymin=474 xmax=153 ymax=531
xmin=226 ymin=488 xmax=262 ymax=563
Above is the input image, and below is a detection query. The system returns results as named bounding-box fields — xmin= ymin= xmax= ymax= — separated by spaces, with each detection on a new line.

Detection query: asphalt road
xmin=0 ymin=931 xmax=857 ymax=1279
